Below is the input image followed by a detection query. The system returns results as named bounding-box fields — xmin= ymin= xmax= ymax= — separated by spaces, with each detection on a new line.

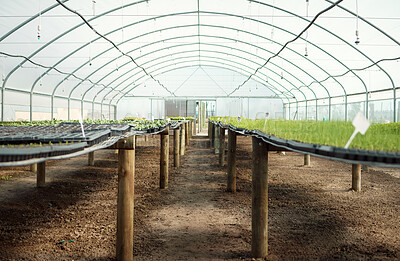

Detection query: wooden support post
xmin=352 ymin=164 xmax=361 ymax=192
xmin=219 ymin=127 xmax=225 ymax=167
xmin=174 ymin=128 xmax=180 ymax=168
xmin=116 ymin=135 xmax=135 ymax=261
xmin=144 ymin=135 xmax=149 ymax=142
xmin=180 ymin=124 xmax=185 ymax=156
xmin=211 ymin=123 xmax=215 ymax=147
xmin=214 ymin=125 xmax=220 ymax=154
xmin=30 ymin=163 xmax=37 ymax=173
xmin=186 ymin=120 xmax=193 ymax=140
xmin=252 ymin=136 xmax=269 ymax=259
xmin=88 ymin=151 xmax=95 ymax=166
xmin=227 ymin=130 xmax=237 ymax=192
xmin=208 ymin=121 xmax=212 ymax=139
xmin=304 ymin=154 xmax=310 ymax=166
xmin=185 ymin=122 xmax=189 ymax=145
xmin=37 ymin=161 xmax=46 ymax=188
xmin=160 ymin=128 xmax=170 ymax=189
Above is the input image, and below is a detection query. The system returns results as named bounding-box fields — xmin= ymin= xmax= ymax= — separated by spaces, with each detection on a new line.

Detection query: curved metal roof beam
xmin=100 ymin=53 xmax=299 ymax=106
xmin=21 ymin=8 xmax=372 ymax=114
xmin=325 ymin=0 xmax=400 ymax=46
xmin=84 ymin=40 xmax=309 ymax=104
xmin=99 ymin=53 xmax=295 ymax=105
xmin=56 ymin=21 xmax=321 ymax=103
xmin=0 ymin=0 xmax=70 ymax=42
xmin=45 ymin=11 xmax=350 ymax=102
xmin=113 ymin=64 xmax=288 ymax=107
xmin=2 ymin=0 xmax=148 ymax=92
xmin=247 ymin=1 xmax=395 ymax=117
xmin=67 ymin=26 xmax=335 ymax=104
xmin=111 ymin=59 xmax=294 ymax=106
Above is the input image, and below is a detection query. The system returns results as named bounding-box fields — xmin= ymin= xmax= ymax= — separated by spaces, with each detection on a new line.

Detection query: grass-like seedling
xmin=209 ymin=117 xmax=400 ymax=152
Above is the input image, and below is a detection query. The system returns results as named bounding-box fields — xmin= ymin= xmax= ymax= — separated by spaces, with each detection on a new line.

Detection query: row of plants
xmin=167 ymin=117 xmax=194 ymax=120
xmin=0 ymin=119 xmax=169 ymax=129
xmin=209 ymin=117 xmax=400 ymax=152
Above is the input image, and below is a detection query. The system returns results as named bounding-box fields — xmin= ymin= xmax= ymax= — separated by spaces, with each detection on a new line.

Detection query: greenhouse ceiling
xmin=0 ymin=0 xmax=399 ymax=121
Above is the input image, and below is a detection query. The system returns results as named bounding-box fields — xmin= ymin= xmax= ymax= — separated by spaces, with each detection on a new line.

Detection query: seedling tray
xmin=0 ymin=142 xmax=87 ymax=163
xmin=215 ymin=122 xmax=400 ymax=167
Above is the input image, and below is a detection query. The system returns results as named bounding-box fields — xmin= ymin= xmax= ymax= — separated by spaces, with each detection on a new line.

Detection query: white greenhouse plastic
xmin=0 ymin=0 xmax=399 ymax=122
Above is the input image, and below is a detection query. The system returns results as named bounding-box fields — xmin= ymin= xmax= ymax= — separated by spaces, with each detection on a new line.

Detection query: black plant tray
xmin=0 ymin=142 xmax=87 ymax=163
xmin=213 ymin=122 xmax=400 ymax=167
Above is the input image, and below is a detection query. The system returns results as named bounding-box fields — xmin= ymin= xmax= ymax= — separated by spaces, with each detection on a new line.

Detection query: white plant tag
xmin=79 ymin=115 xmax=86 ymax=138
xmin=263 ymin=112 xmax=270 ymax=132
xmin=344 ymin=112 xmax=370 ymax=149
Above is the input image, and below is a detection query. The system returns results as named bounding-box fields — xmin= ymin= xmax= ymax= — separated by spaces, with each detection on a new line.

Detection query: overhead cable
xmin=228 ymin=0 xmax=344 ymax=96
xmin=55 ymin=0 xmax=175 ymax=96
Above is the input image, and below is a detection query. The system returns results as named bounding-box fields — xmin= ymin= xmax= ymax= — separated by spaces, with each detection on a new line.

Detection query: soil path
xmin=135 ymin=134 xmax=251 ymax=260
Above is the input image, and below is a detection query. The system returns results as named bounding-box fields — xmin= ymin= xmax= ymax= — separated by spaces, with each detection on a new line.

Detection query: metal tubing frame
xmin=1 ymin=5 xmax=396 ymax=122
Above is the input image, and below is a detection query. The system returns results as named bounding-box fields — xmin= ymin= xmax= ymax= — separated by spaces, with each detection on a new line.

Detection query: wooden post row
xmin=227 ymin=130 xmax=237 ymax=192
xmin=116 ymin=135 xmax=135 ymax=261
xmin=208 ymin=121 xmax=212 ymax=140
xmin=219 ymin=127 xmax=225 ymax=167
xmin=88 ymin=151 xmax=95 ymax=166
xmin=352 ymin=164 xmax=361 ymax=192
xmin=211 ymin=123 xmax=215 ymax=147
xmin=214 ymin=125 xmax=220 ymax=154
xmin=251 ymin=136 xmax=269 ymax=259
xmin=160 ymin=128 xmax=170 ymax=189
xmin=37 ymin=161 xmax=46 ymax=188
xmin=185 ymin=122 xmax=189 ymax=145
xmin=180 ymin=124 xmax=185 ymax=156
xmin=30 ymin=163 xmax=37 ymax=173
xmin=304 ymin=154 xmax=310 ymax=166
xmin=174 ymin=127 xmax=180 ymax=168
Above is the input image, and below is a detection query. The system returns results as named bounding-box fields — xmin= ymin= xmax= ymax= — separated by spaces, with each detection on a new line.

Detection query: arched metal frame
xmin=0 ymin=1 xmax=398 ymax=122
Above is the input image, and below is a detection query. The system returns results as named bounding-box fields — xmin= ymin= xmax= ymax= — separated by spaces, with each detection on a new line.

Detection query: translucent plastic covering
xmin=0 ymin=0 xmax=399 ymax=121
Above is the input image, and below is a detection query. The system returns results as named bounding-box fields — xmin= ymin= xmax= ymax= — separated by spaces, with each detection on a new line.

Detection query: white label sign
xmin=344 ymin=112 xmax=370 ymax=149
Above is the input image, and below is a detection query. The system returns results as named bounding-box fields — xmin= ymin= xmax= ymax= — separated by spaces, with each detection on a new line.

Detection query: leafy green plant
xmin=210 ymin=117 xmax=400 ymax=152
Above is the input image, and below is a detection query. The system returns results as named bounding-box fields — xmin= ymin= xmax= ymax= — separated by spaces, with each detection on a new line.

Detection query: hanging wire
xmin=89 ymin=40 xmax=92 ymax=66
xmin=271 ymin=0 xmax=275 ymax=40
xmin=121 ymin=0 xmax=124 ymax=43
xmin=0 ymin=51 xmax=122 ymax=90
xmin=355 ymin=0 xmax=360 ymax=44
xmin=37 ymin=0 xmax=42 ymax=40
xmin=92 ymin=0 xmax=96 ymax=16
xmin=55 ymin=0 xmax=175 ymax=96
xmin=228 ymin=0 xmax=344 ymax=96
xmin=305 ymin=0 xmax=309 ymax=56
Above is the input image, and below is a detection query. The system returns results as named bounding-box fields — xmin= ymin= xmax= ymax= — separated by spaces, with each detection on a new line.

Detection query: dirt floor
xmin=0 ymin=132 xmax=399 ymax=260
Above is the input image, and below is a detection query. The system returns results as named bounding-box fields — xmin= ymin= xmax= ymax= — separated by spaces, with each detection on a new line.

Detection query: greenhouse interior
xmin=0 ymin=0 xmax=399 ymax=260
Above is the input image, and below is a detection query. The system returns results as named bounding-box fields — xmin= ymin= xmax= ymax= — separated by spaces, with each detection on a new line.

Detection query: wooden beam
xmin=208 ymin=121 xmax=212 ymax=139
xmin=252 ymin=136 xmax=269 ymax=259
xmin=219 ymin=127 xmax=226 ymax=167
xmin=304 ymin=154 xmax=310 ymax=166
xmin=174 ymin=127 xmax=180 ymax=168
xmin=352 ymin=164 xmax=361 ymax=192
xmin=30 ymin=163 xmax=37 ymax=173
xmin=37 ymin=161 xmax=46 ymax=188
xmin=88 ymin=151 xmax=95 ymax=166
xmin=227 ymin=130 xmax=237 ymax=192
xmin=214 ymin=125 xmax=220 ymax=154
xmin=160 ymin=127 xmax=170 ymax=189
xmin=211 ymin=123 xmax=215 ymax=147
xmin=180 ymin=124 xmax=185 ymax=156
xmin=185 ymin=122 xmax=189 ymax=145
xmin=116 ymin=137 xmax=135 ymax=261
